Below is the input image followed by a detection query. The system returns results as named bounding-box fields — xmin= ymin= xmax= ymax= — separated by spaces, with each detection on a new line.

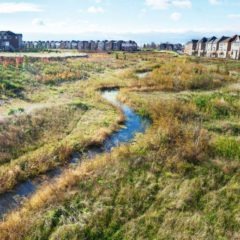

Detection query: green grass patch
xmin=213 ymin=137 xmax=240 ymax=160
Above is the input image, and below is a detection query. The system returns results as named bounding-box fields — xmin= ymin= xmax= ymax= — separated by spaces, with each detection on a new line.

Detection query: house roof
xmin=0 ymin=31 xmax=22 ymax=36
xmin=231 ymin=35 xmax=240 ymax=42
xmin=214 ymin=36 xmax=230 ymax=44
xmin=207 ymin=36 xmax=217 ymax=43
xmin=198 ymin=37 xmax=208 ymax=43
xmin=186 ymin=39 xmax=198 ymax=45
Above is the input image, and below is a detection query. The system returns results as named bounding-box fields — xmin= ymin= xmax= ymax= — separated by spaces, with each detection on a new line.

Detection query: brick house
xmin=0 ymin=31 xmax=22 ymax=51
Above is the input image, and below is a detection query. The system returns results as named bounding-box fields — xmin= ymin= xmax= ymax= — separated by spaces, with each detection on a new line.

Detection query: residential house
xmin=210 ymin=36 xmax=228 ymax=58
xmin=59 ymin=41 xmax=66 ymax=49
xmin=33 ymin=41 xmax=39 ymax=49
xmin=97 ymin=41 xmax=107 ymax=51
xmin=79 ymin=41 xmax=90 ymax=50
xmin=230 ymin=35 xmax=240 ymax=60
xmin=122 ymin=41 xmax=138 ymax=52
xmin=90 ymin=41 xmax=97 ymax=51
xmin=0 ymin=31 xmax=22 ymax=51
xmin=50 ymin=41 xmax=56 ymax=49
xmin=196 ymin=37 xmax=208 ymax=57
xmin=159 ymin=43 xmax=182 ymax=52
xmin=113 ymin=41 xmax=123 ymax=51
xmin=77 ymin=41 xmax=84 ymax=50
xmin=173 ymin=43 xmax=183 ymax=51
xmin=55 ymin=41 xmax=61 ymax=49
xmin=217 ymin=36 xmax=235 ymax=59
xmin=106 ymin=41 xmax=114 ymax=51
xmin=159 ymin=43 xmax=173 ymax=51
xmin=184 ymin=40 xmax=198 ymax=56
xmin=206 ymin=36 xmax=217 ymax=57
xmin=71 ymin=41 xmax=78 ymax=49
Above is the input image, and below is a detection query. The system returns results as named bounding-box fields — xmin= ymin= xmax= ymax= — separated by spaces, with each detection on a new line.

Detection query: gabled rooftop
xmin=214 ymin=36 xmax=230 ymax=44
xmin=198 ymin=37 xmax=208 ymax=43
xmin=207 ymin=36 xmax=217 ymax=43
xmin=186 ymin=39 xmax=198 ymax=45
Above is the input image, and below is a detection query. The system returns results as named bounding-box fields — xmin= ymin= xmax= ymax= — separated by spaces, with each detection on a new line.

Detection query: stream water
xmin=0 ymin=89 xmax=150 ymax=219
xmin=136 ymin=72 xmax=150 ymax=78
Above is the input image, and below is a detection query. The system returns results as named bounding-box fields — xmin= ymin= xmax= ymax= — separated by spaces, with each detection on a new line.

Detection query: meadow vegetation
xmin=0 ymin=52 xmax=239 ymax=239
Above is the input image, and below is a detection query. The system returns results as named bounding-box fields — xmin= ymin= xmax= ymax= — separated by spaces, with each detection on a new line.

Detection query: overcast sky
xmin=0 ymin=0 xmax=239 ymax=43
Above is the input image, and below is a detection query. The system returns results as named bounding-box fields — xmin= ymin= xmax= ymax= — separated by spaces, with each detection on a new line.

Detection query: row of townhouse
xmin=184 ymin=35 xmax=240 ymax=60
xmin=142 ymin=42 xmax=183 ymax=52
xmin=0 ymin=31 xmax=23 ymax=51
xmin=159 ymin=43 xmax=183 ymax=52
xmin=23 ymin=40 xmax=138 ymax=52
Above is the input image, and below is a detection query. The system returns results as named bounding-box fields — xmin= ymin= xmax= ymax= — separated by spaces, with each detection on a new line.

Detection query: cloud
xmin=32 ymin=18 xmax=45 ymax=26
xmin=228 ymin=14 xmax=240 ymax=19
xmin=0 ymin=2 xmax=42 ymax=13
xmin=87 ymin=6 xmax=104 ymax=13
xmin=145 ymin=0 xmax=192 ymax=10
xmin=209 ymin=0 xmax=221 ymax=5
xmin=173 ymin=0 xmax=192 ymax=8
xmin=170 ymin=12 xmax=182 ymax=21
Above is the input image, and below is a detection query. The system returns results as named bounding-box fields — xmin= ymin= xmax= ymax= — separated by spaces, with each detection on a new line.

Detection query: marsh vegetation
xmin=0 ymin=52 xmax=239 ymax=240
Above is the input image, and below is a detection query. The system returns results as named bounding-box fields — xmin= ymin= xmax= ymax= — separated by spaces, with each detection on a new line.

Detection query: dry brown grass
xmin=1 ymin=53 xmax=239 ymax=240
xmin=130 ymin=58 xmax=234 ymax=92
xmin=0 ymin=149 xmax=118 ymax=240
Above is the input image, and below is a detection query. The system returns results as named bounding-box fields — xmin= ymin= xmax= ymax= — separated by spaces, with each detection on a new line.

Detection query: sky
xmin=0 ymin=0 xmax=239 ymax=44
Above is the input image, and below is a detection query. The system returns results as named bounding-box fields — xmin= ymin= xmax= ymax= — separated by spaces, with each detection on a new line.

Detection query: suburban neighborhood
xmin=185 ymin=35 xmax=240 ymax=60
xmin=0 ymin=31 xmax=240 ymax=60
xmin=0 ymin=31 xmax=138 ymax=52
xmin=142 ymin=42 xmax=183 ymax=52
xmin=23 ymin=39 xmax=139 ymax=52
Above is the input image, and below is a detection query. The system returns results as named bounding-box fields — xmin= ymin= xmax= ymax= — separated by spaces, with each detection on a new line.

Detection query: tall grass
xmin=131 ymin=58 xmax=234 ymax=91
xmin=0 ymin=53 xmax=240 ymax=240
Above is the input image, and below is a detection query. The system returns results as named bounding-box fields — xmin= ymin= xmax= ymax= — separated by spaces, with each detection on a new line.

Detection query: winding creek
xmin=0 ymin=89 xmax=150 ymax=219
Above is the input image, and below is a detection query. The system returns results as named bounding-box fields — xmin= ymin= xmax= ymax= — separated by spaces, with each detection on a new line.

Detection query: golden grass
xmin=1 ymin=52 xmax=240 ymax=240
xmin=0 ymin=148 xmax=119 ymax=239
xmin=0 ymin=87 xmax=121 ymax=193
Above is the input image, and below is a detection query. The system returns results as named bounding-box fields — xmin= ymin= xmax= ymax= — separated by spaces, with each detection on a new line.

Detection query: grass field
xmin=0 ymin=52 xmax=240 ymax=240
